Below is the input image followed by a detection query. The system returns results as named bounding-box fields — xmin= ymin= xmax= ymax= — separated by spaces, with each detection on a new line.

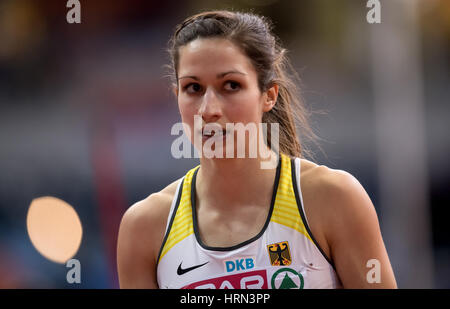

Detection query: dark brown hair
xmin=165 ymin=10 xmax=321 ymax=160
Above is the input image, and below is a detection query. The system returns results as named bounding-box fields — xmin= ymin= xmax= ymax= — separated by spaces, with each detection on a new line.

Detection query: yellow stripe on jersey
xmin=158 ymin=165 xmax=199 ymax=262
xmin=271 ymin=153 xmax=313 ymax=243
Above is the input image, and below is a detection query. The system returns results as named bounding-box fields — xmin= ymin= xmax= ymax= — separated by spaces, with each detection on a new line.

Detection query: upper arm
xmin=319 ymin=169 xmax=397 ymax=288
xmin=117 ymin=193 xmax=171 ymax=289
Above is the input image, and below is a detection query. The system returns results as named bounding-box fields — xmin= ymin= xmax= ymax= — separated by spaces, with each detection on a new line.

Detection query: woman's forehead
xmin=178 ymin=38 xmax=255 ymax=78
xmin=181 ymin=37 xmax=236 ymax=52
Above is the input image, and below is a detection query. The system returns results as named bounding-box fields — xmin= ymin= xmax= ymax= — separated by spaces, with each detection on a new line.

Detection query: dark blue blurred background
xmin=0 ymin=0 xmax=448 ymax=288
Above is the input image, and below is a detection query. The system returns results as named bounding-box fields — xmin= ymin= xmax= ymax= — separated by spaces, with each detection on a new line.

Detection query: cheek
xmin=229 ymin=93 xmax=263 ymax=123
xmin=178 ymin=98 xmax=196 ymax=120
xmin=178 ymin=100 xmax=197 ymax=141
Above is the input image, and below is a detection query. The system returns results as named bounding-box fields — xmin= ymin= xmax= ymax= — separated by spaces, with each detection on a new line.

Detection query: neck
xmin=196 ymin=150 xmax=279 ymax=211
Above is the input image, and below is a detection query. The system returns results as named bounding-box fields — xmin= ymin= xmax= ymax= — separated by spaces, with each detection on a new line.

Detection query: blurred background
xmin=0 ymin=0 xmax=448 ymax=288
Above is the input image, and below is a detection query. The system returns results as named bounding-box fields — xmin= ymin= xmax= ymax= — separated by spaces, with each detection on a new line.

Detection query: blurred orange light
xmin=26 ymin=196 xmax=83 ymax=264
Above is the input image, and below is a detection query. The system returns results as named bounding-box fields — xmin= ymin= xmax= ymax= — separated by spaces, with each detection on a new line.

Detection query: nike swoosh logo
xmin=177 ymin=261 xmax=209 ymax=275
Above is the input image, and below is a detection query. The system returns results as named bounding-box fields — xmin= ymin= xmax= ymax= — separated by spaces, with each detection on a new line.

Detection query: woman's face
xmin=175 ymin=37 xmax=277 ymax=157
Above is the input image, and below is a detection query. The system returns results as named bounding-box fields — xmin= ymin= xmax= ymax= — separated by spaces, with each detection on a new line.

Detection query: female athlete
xmin=117 ymin=10 xmax=397 ymax=289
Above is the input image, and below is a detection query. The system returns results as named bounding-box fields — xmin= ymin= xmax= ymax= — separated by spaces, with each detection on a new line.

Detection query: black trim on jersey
xmin=191 ymin=155 xmax=282 ymax=252
xmin=290 ymin=158 xmax=336 ymax=270
xmin=156 ymin=178 xmax=185 ymax=266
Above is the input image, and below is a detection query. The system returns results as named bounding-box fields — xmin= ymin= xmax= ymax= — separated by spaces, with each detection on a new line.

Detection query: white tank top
xmin=156 ymin=153 xmax=342 ymax=289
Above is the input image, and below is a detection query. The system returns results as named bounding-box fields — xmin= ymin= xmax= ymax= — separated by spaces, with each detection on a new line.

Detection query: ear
xmin=262 ymin=83 xmax=279 ymax=113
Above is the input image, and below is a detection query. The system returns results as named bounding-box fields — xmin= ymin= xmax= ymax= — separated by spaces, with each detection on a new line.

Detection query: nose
xmin=198 ymin=87 xmax=222 ymax=122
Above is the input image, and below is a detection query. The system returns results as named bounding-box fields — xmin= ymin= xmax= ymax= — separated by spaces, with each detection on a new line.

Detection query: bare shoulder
xmin=124 ymin=177 xmax=182 ymax=224
xmin=300 ymin=158 xmax=376 ymax=219
xmin=117 ymin=177 xmax=183 ymax=288
xmin=300 ymin=159 xmax=366 ymax=202
xmin=298 ymin=159 xmax=379 ymax=253
xmin=299 ymin=159 xmax=396 ymax=288
xmin=118 ymin=177 xmax=183 ymax=262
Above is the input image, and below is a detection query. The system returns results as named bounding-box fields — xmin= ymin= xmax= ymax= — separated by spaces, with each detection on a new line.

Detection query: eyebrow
xmin=178 ymin=70 xmax=247 ymax=81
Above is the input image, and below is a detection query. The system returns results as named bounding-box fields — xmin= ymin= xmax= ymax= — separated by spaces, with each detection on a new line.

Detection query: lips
xmin=202 ymin=128 xmax=227 ymax=138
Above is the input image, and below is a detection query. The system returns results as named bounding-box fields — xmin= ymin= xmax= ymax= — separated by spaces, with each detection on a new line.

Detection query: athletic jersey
xmin=156 ymin=153 xmax=342 ymax=289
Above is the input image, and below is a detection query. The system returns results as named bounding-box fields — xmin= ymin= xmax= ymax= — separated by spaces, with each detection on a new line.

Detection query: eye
xmin=183 ymin=83 xmax=202 ymax=94
xmin=224 ymin=81 xmax=241 ymax=91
